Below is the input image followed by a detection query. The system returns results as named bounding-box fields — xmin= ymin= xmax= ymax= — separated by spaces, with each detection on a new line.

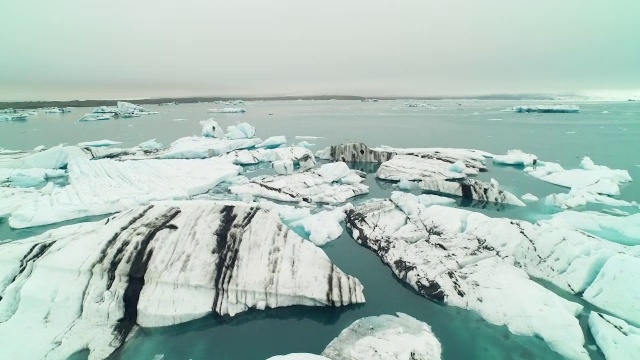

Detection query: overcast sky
xmin=1 ymin=0 xmax=639 ymax=101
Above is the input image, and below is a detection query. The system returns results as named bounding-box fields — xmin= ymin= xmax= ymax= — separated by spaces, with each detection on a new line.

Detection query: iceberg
xmin=0 ymin=168 xmax=65 ymax=188
xmin=226 ymin=122 xmax=256 ymax=139
xmin=0 ymin=145 xmax=90 ymax=169
xmin=419 ymin=178 xmax=526 ymax=206
xmin=229 ymin=162 xmax=368 ymax=204
xmin=0 ymin=185 xmax=55 ymax=217
xmin=77 ymin=139 xmax=122 ymax=147
xmin=589 ymin=312 xmax=640 ymax=360
xmin=207 ymin=108 xmax=247 ymax=113
xmin=525 ymin=157 xmax=632 ymax=196
xmin=322 ymin=313 xmax=442 ymax=360
xmin=345 ymin=192 xmax=640 ymax=359
xmin=117 ymin=101 xmax=151 ymax=117
xmin=376 ymin=155 xmax=469 ymax=182
xmin=544 ymin=189 xmax=637 ymax=209
xmin=506 ymin=105 xmax=580 ymax=113
xmin=8 ymin=157 xmax=241 ymax=228
xmin=583 ymin=255 xmax=640 ymax=325
xmin=256 ymin=135 xmax=287 ymax=149
xmin=549 ymin=211 xmax=640 ymax=246
xmin=200 ymin=119 xmax=225 ymax=138
xmin=289 ymin=205 xmax=353 ymax=246
xmin=316 ymin=143 xmax=490 ymax=173
xmin=138 ymin=139 xmax=164 ymax=150
xmin=222 ymin=147 xmax=315 ymax=167
xmin=273 ymin=159 xmax=294 ymax=175
xmin=0 ymin=202 xmax=365 ymax=359
xmin=78 ymin=113 xmax=115 ymax=121
xmin=521 ymin=193 xmax=539 ymax=202
xmin=493 ymin=150 xmax=538 ymax=166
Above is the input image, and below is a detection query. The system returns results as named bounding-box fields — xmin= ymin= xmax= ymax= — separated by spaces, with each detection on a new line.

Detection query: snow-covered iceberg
xmin=549 ymin=211 xmax=640 ymax=246
xmin=345 ymin=192 xmax=640 ymax=359
xmin=8 ymin=157 xmax=241 ymax=228
xmin=376 ymin=155 xmax=468 ymax=181
xmin=0 ymin=202 xmax=365 ymax=359
xmin=200 ymin=119 xmax=225 ymax=138
xmin=229 ymin=162 xmax=368 ymax=204
xmin=589 ymin=312 xmax=640 ymax=360
xmin=226 ymin=123 xmax=256 ymax=139
xmin=322 ymin=313 xmax=442 ymax=360
xmin=506 ymin=105 xmax=580 ymax=113
xmin=0 ymin=168 xmax=65 ymax=188
xmin=0 ymin=145 xmax=90 ymax=169
xmin=525 ymin=157 xmax=632 ymax=196
xmin=493 ymin=150 xmax=538 ymax=166
xmin=419 ymin=178 xmax=525 ymax=206
xmin=544 ymin=189 xmax=637 ymax=209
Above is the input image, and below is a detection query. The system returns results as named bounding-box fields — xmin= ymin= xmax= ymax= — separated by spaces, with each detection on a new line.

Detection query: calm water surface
xmin=2 ymin=100 xmax=639 ymax=359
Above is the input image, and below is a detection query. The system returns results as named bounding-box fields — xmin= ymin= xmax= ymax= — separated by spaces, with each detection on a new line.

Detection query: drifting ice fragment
xmin=493 ymin=150 xmax=538 ymax=166
xmin=200 ymin=119 xmax=225 ymax=138
xmin=207 ymin=108 xmax=246 ymax=113
xmin=77 ymin=139 xmax=122 ymax=147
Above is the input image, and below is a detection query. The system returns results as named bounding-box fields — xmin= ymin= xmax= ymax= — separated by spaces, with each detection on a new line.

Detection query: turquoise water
xmin=1 ymin=100 xmax=639 ymax=359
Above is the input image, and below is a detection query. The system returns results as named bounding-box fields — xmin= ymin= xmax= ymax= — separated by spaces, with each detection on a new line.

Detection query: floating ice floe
xmin=200 ymin=119 xmax=225 ymax=138
xmin=92 ymin=106 xmax=117 ymax=114
xmin=419 ymin=178 xmax=525 ymax=206
xmin=226 ymin=122 xmax=256 ymax=139
xmin=77 ymin=139 xmax=122 ymax=147
xmin=505 ymin=105 xmax=580 ymax=113
xmin=7 ymin=157 xmax=241 ymax=228
xmin=117 ymin=101 xmax=156 ymax=117
xmin=493 ymin=150 xmax=538 ymax=167
xmin=316 ymin=143 xmax=490 ymax=172
xmin=0 ymin=113 xmax=29 ymax=121
xmin=521 ymin=193 xmax=539 ymax=202
xmin=589 ymin=312 xmax=640 ymax=360
xmin=345 ymin=192 xmax=640 ymax=359
xmin=78 ymin=113 xmax=115 ymax=121
xmin=0 ymin=185 xmax=55 ymax=217
xmin=0 ymin=202 xmax=364 ymax=359
xmin=222 ymin=147 xmax=315 ymax=167
xmin=273 ymin=159 xmax=294 ymax=175
xmin=549 ymin=211 xmax=640 ymax=246
xmin=288 ymin=204 xmax=353 ymax=246
xmin=525 ymin=157 xmax=632 ymax=196
xmin=146 ymin=136 xmax=262 ymax=160
xmin=229 ymin=162 xmax=368 ymax=204
xmin=207 ymin=108 xmax=247 ymax=113
xmin=544 ymin=188 xmax=637 ymax=209
xmin=295 ymin=136 xmax=324 ymax=140
xmin=43 ymin=107 xmax=73 ymax=114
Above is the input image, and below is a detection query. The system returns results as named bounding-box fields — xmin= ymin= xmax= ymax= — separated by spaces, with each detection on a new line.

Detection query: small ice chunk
xmin=290 ymin=205 xmax=353 ymax=246
xmin=521 ymin=193 xmax=539 ymax=202
xmin=138 ymin=139 xmax=164 ymax=150
xmin=449 ymin=160 xmax=467 ymax=173
xmin=396 ymin=178 xmax=420 ymax=190
xmin=544 ymin=189 xmax=636 ymax=209
xmin=200 ymin=119 xmax=225 ymax=138
xmin=317 ymin=162 xmax=352 ymax=182
xmin=256 ymin=136 xmax=287 ymax=149
xmin=273 ymin=159 xmax=294 ymax=175
xmin=226 ymin=123 xmax=256 ymax=139
xmin=493 ymin=150 xmax=538 ymax=166
xmin=77 ymin=139 xmax=121 ymax=147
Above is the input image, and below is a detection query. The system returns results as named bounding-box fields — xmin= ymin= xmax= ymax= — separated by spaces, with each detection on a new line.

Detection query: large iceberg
xmin=229 ymin=162 xmax=368 ymax=204
xmin=525 ymin=157 xmax=632 ymax=196
xmin=419 ymin=178 xmax=526 ymax=206
xmin=207 ymin=108 xmax=247 ymax=113
xmin=8 ymin=157 xmax=241 ymax=228
xmin=589 ymin=312 xmax=640 ymax=360
xmin=345 ymin=192 xmax=640 ymax=359
xmin=0 ymin=202 xmax=365 ymax=359
xmin=376 ymin=155 xmax=468 ymax=181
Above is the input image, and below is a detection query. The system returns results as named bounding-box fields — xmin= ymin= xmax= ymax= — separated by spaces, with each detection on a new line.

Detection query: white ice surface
xmin=493 ymin=150 xmax=538 ymax=166
xmin=77 ymin=140 xmax=121 ymax=147
xmin=589 ymin=312 xmax=640 ymax=360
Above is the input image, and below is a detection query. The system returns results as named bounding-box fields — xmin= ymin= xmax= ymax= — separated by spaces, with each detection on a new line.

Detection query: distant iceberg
xmin=43 ymin=107 xmax=73 ymax=114
xmin=207 ymin=108 xmax=247 ymax=113
xmin=506 ymin=105 xmax=580 ymax=113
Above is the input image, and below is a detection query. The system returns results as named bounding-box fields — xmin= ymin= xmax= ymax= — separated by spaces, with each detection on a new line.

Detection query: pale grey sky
xmin=1 ymin=0 xmax=639 ymax=101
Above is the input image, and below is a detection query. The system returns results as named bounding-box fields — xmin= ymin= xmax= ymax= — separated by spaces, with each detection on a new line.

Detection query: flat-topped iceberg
xmin=207 ymin=108 xmax=247 ymax=113
xmin=322 ymin=313 xmax=442 ymax=360
xmin=506 ymin=105 xmax=580 ymax=113
xmin=525 ymin=157 xmax=632 ymax=196
xmin=589 ymin=312 xmax=640 ymax=360
xmin=376 ymin=155 xmax=469 ymax=181
xmin=8 ymin=157 xmax=241 ymax=228
xmin=0 ymin=202 xmax=365 ymax=359
xmin=419 ymin=178 xmax=526 ymax=206
xmin=77 ymin=139 xmax=122 ymax=147
xmin=544 ymin=189 xmax=637 ymax=209
xmin=0 ymin=145 xmax=90 ymax=169
xmin=229 ymin=162 xmax=368 ymax=204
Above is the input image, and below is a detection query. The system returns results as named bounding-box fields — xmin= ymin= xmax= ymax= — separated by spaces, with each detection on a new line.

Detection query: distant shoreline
xmin=1 ymin=93 xmax=636 ymax=109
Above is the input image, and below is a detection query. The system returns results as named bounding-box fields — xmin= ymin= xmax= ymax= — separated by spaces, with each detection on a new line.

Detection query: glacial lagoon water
xmin=1 ymin=100 xmax=639 ymax=359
